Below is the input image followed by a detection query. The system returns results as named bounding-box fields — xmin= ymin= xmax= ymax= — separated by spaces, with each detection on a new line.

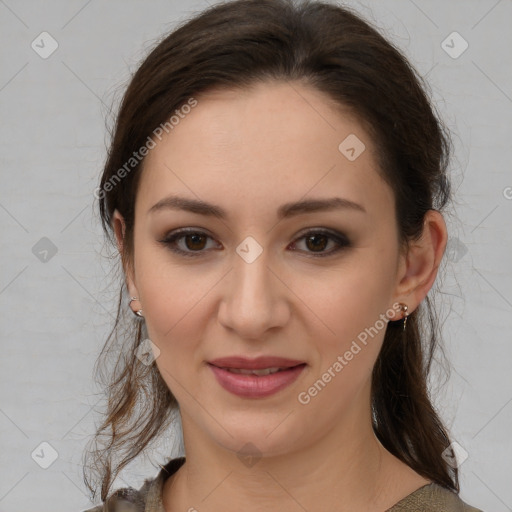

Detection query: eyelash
xmin=158 ymin=227 xmax=350 ymax=258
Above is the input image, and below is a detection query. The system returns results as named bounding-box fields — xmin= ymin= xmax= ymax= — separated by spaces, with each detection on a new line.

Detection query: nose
xmin=217 ymin=250 xmax=291 ymax=340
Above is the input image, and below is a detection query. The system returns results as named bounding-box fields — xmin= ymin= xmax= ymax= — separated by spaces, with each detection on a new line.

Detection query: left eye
xmin=159 ymin=228 xmax=349 ymax=257
xmin=288 ymin=230 xmax=350 ymax=256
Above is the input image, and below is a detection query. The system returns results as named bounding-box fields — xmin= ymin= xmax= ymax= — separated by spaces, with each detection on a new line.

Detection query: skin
xmin=113 ymin=80 xmax=447 ymax=512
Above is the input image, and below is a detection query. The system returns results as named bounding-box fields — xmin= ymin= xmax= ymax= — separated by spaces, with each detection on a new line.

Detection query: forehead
xmin=136 ymin=80 xmax=393 ymax=221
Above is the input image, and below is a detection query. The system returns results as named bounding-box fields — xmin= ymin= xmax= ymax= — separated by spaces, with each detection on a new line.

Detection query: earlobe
xmin=394 ymin=210 xmax=447 ymax=311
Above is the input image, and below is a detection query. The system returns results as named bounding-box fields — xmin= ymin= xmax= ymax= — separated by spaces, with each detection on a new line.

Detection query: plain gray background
xmin=1 ymin=0 xmax=511 ymax=510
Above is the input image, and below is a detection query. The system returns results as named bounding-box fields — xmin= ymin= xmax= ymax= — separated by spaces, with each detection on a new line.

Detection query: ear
xmin=393 ymin=210 xmax=447 ymax=312
xmin=112 ymin=209 xmax=139 ymax=298
xmin=112 ymin=208 xmax=126 ymax=254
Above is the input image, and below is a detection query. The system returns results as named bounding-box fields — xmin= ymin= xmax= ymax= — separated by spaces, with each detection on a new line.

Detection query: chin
xmin=212 ymin=421 xmax=298 ymax=460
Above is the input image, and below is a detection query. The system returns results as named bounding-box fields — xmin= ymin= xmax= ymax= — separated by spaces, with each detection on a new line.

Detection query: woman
xmin=84 ymin=0 xmax=483 ymax=510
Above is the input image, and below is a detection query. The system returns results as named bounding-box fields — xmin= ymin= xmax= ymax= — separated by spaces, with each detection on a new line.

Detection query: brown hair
xmin=85 ymin=0 xmax=456 ymax=501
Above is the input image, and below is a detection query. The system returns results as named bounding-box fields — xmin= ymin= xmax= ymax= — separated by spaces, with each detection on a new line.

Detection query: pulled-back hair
xmin=85 ymin=0 xmax=455 ymax=501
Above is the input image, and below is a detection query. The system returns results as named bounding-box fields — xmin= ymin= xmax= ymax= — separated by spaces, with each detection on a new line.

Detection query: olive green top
xmin=83 ymin=457 xmax=483 ymax=512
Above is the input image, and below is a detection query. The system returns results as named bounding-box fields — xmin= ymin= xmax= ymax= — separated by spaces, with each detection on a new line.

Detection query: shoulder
xmin=80 ymin=485 xmax=150 ymax=512
xmin=81 ymin=456 xmax=186 ymax=512
xmin=387 ymin=482 xmax=484 ymax=512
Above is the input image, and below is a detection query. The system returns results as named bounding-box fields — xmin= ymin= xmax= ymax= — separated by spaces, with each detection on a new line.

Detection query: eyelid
xmin=288 ymin=227 xmax=350 ymax=257
xmin=158 ymin=227 xmax=350 ymax=257
xmin=158 ymin=227 xmax=221 ymax=258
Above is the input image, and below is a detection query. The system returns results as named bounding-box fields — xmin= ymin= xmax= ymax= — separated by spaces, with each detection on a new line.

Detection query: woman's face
xmin=122 ymin=81 xmax=407 ymax=458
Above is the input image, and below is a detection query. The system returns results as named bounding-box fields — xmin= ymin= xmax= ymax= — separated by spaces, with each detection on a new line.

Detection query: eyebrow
xmin=148 ymin=194 xmax=366 ymax=219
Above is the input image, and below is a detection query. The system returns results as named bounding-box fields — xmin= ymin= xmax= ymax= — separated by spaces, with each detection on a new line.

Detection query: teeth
xmin=224 ymin=367 xmax=283 ymax=376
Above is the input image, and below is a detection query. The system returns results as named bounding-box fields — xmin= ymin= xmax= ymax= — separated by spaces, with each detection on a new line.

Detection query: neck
xmin=163 ymin=390 xmax=428 ymax=511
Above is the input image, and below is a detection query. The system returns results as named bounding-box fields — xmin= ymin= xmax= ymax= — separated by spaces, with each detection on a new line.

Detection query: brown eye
xmin=160 ymin=228 xmax=349 ymax=258
xmin=289 ymin=229 xmax=350 ymax=257
xmin=184 ymin=233 xmax=208 ymax=251
xmin=305 ymin=234 xmax=329 ymax=252
xmin=159 ymin=229 xmax=221 ymax=257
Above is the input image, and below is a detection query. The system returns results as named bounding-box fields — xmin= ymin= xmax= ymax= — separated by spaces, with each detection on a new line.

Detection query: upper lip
xmin=208 ymin=356 xmax=306 ymax=370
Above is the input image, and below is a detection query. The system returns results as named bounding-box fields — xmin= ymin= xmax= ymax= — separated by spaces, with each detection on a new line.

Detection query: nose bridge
xmin=218 ymin=245 xmax=289 ymax=338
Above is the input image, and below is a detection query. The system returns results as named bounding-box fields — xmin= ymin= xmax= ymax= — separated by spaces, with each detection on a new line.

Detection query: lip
xmin=207 ymin=358 xmax=307 ymax=398
xmin=208 ymin=356 xmax=306 ymax=370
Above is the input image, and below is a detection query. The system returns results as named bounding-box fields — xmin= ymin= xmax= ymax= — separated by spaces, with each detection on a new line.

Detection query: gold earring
xmin=129 ymin=296 xmax=144 ymax=318
xmin=399 ymin=303 xmax=409 ymax=332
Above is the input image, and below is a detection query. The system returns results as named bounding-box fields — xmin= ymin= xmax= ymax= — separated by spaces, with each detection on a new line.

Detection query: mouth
xmin=212 ymin=365 xmax=305 ymax=376
xmin=207 ymin=357 xmax=307 ymax=398
xmin=208 ymin=355 xmax=306 ymax=371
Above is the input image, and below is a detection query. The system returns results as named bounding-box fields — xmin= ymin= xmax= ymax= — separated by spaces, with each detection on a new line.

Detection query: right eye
xmin=159 ymin=228 xmax=222 ymax=257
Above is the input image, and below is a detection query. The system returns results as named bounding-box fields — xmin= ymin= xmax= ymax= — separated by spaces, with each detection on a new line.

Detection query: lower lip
xmin=208 ymin=363 xmax=306 ymax=398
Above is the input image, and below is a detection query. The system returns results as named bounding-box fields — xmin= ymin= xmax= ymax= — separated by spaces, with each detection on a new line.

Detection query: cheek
xmin=134 ymin=235 xmax=215 ymax=329
xmin=139 ymin=263 xmax=212 ymax=398
xmin=299 ymin=253 xmax=397 ymax=345
xmin=294 ymin=270 xmax=394 ymax=415
xmin=133 ymin=244 xmax=206 ymax=354
xmin=293 ymin=249 xmax=399 ymax=403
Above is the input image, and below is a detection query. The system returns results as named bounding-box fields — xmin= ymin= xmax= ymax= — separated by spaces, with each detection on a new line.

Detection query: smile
xmin=208 ymin=363 xmax=307 ymax=398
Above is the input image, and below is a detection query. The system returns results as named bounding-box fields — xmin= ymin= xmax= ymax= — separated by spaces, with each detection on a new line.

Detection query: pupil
xmin=306 ymin=234 xmax=327 ymax=252
xmin=186 ymin=234 xmax=206 ymax=250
